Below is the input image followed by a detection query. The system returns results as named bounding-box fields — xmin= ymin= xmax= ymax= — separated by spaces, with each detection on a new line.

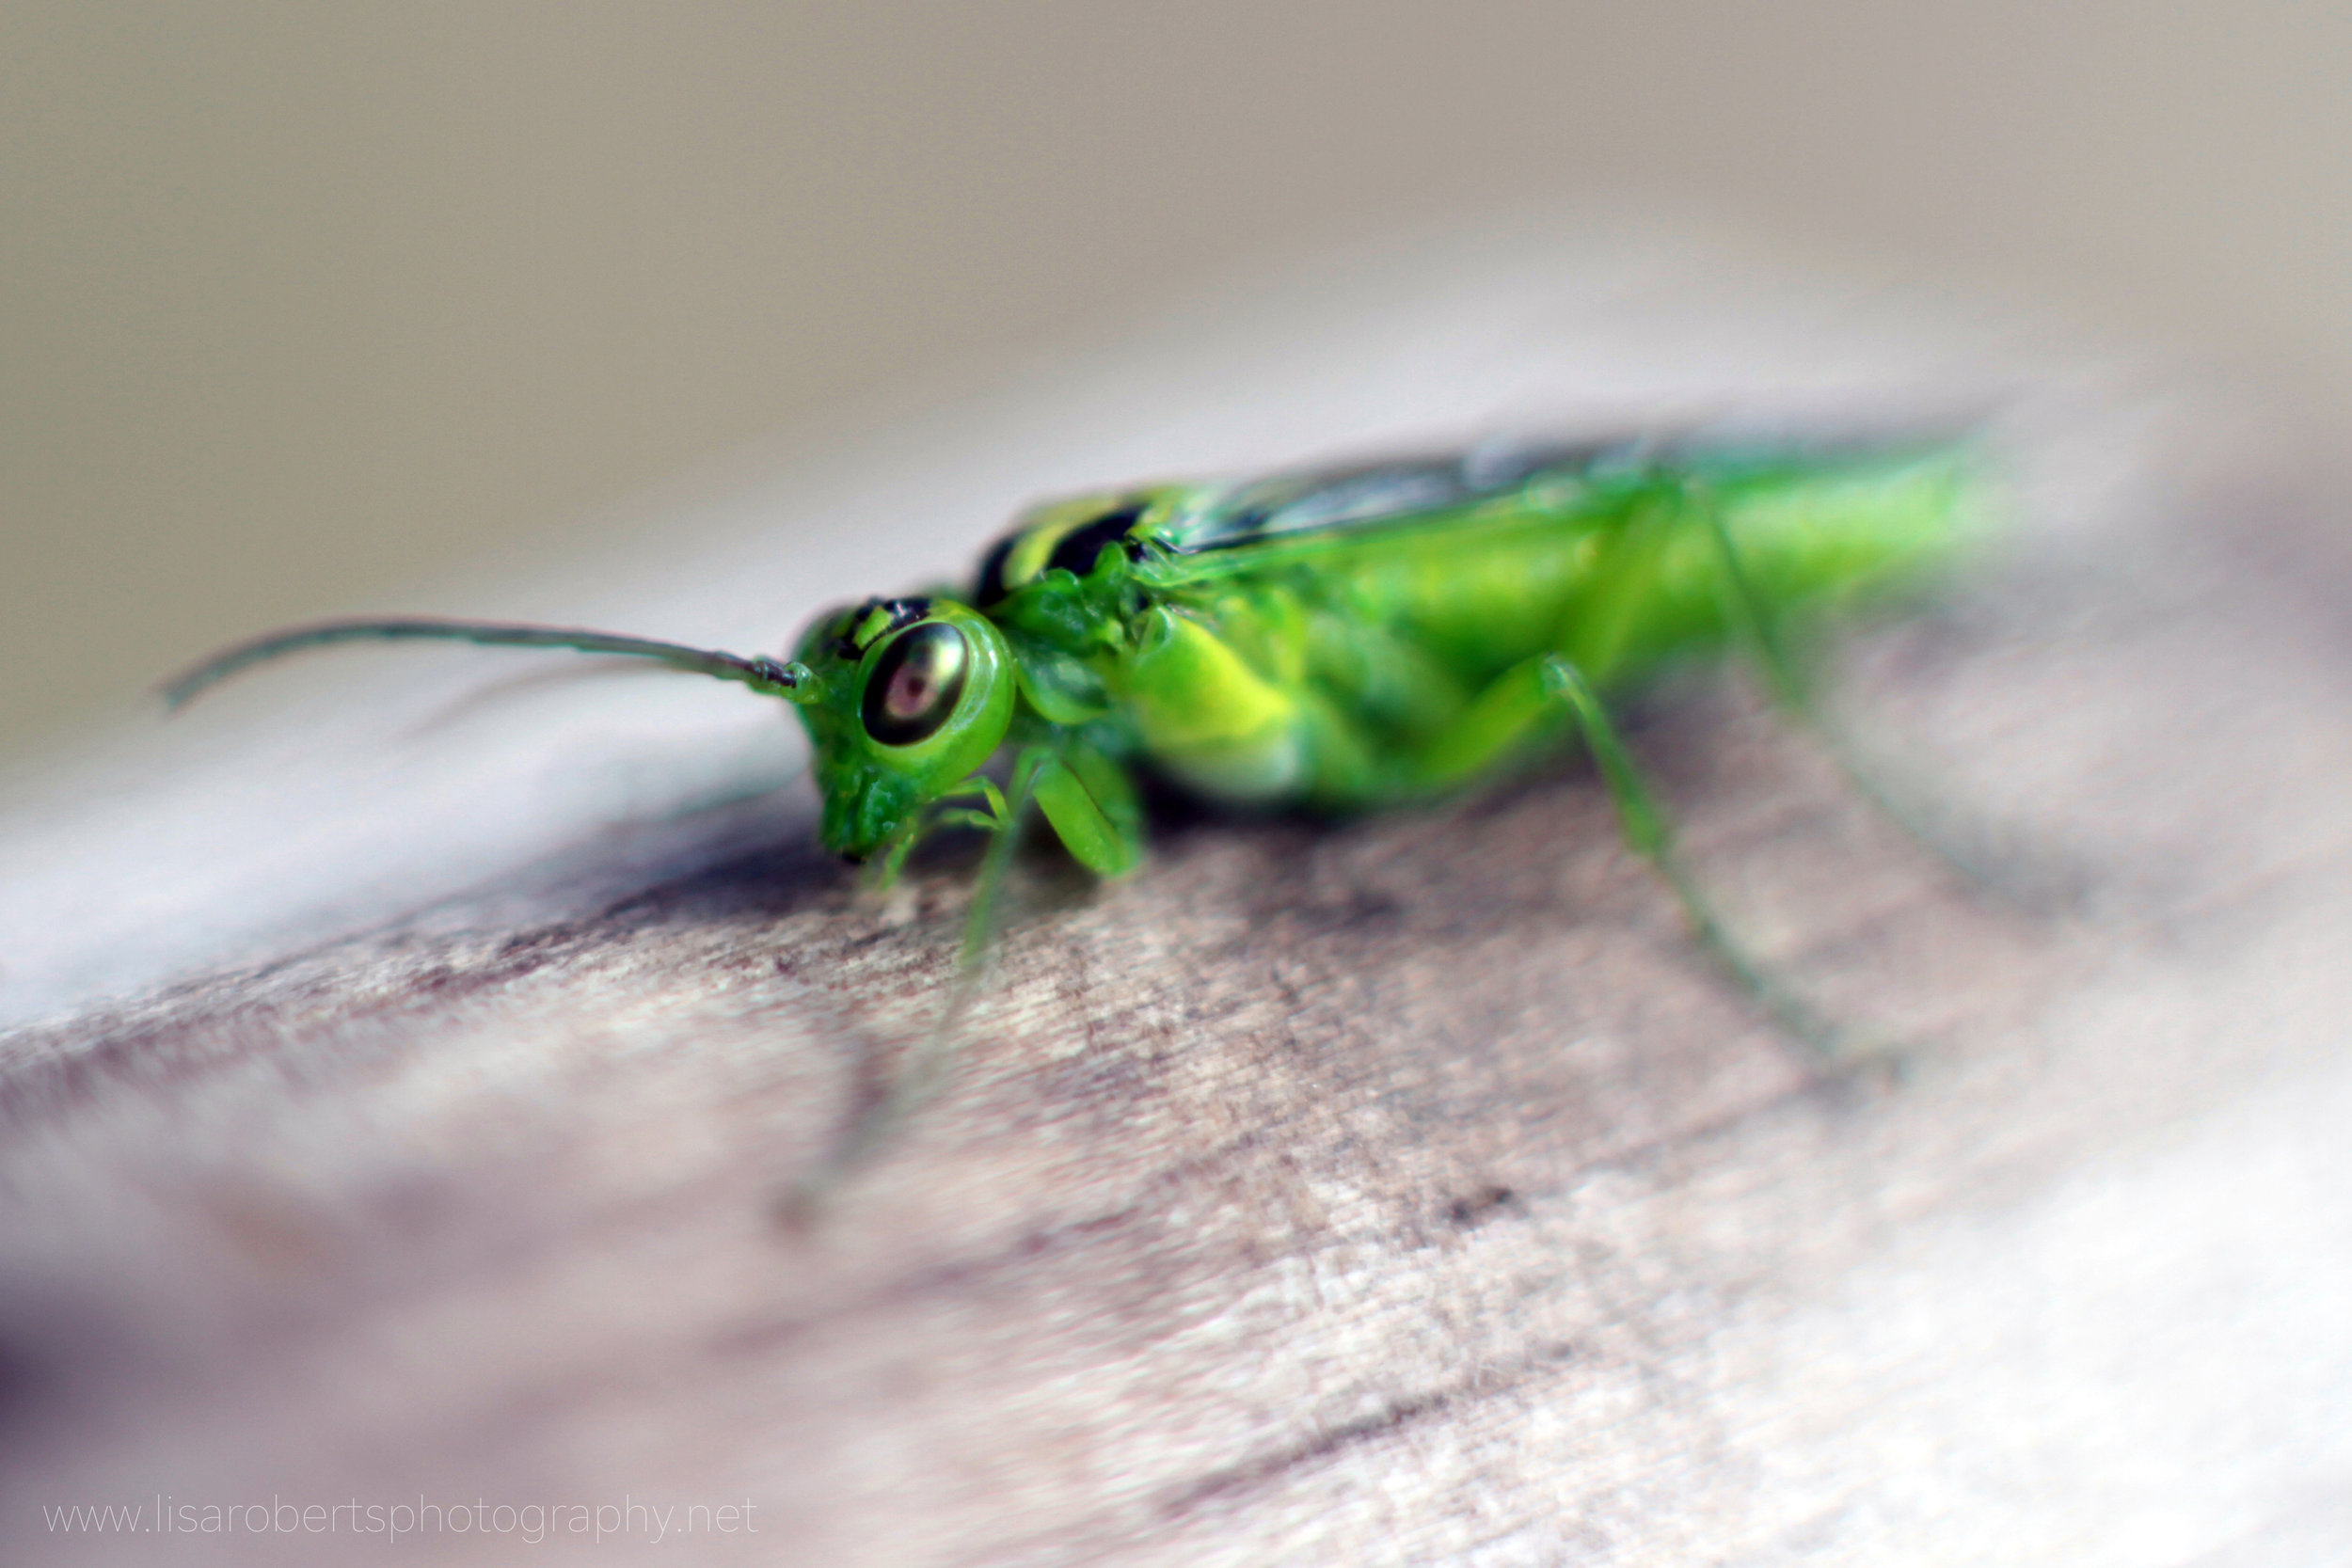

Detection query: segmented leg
xmin=784 ymin=749 xmax=1047 ymax=1222
xmin=1693 ymin=483 xmax=2048 ymax=906
xmin=1541 ymin=657 xmax=1863 ymax=1060
xmin=1390 ymin=643 xmax=1869 ymax=1061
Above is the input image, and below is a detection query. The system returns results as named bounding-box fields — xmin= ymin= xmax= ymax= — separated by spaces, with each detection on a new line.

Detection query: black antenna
xmin=161 ymin=617 xmax=815 ymax=711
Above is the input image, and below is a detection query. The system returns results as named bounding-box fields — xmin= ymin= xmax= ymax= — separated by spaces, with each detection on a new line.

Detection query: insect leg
xmin=865 ymin=777 xmax=1009 ymax=893
xmin=1033 ymin=749 xmax=1143 ymax=878
xmin=1692 ymin=486 xmax=2042 ymax=904
xmin=1542 ymin=657 xmax=1865 ymax=1062
xmin=784 ymin=750 xmax=1047 ymax=1221
xmin=955 ymin=752 xmax=1041 ymax=974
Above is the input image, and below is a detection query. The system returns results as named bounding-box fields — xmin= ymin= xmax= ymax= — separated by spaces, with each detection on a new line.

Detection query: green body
xmin=165 ymin=434 xmax=1987 ymax=889
xmin=161 ymin=433 xmax=1994 ymax=1168
xmin=787 ymin=437 xmax=1983 ymax=874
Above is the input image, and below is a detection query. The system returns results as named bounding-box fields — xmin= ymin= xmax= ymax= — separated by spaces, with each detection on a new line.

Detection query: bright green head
xmin=788 ymin=595 xmax=1017 ymax=860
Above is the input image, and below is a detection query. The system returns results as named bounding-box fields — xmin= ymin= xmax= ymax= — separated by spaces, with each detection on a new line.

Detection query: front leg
xmin=787 ymin=754 xmax=1046 ymax=1220
xmin=863 ymin=775 xmax=1010 ymax=892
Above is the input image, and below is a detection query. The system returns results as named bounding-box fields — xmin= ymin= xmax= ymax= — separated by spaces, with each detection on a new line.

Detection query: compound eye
xmin=860 ymin=622 xmax=970 ymax=746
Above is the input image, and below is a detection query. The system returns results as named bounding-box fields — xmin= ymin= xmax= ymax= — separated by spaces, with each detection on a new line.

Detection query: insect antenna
xmin=160 ymin=617 xmax=816 ymax=710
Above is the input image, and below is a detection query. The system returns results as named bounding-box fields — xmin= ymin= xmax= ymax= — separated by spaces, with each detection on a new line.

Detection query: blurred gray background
xmin=7 ymin=2 xmax=2347 ymax=761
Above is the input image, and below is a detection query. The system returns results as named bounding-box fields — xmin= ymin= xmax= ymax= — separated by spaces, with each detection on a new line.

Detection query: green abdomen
xmin=1074 ymin=441 xmax=1984 ymax=808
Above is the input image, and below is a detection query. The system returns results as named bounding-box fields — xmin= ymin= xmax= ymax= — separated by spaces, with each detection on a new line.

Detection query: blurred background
xmin=7 ymin=2 xmax=2348 ymax=762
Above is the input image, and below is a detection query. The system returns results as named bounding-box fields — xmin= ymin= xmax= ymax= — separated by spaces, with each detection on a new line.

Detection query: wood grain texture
xmin=5 ymin=234 xmax=2350 ymax=1565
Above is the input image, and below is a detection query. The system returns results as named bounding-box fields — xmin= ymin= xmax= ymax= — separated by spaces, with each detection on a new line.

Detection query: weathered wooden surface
xmin=5 ymin=239 xmax=2351 ymax=1564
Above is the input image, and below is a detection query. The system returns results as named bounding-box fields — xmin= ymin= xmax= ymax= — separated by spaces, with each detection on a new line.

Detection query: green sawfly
xmin=167 ymin=431 xmax=1994 ymax=1195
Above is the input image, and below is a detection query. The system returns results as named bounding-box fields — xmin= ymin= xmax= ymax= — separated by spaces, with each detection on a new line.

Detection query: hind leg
xmin=1694 ymin=484 xmax=2065 ymax=908
xmin=1539 ymin=657 xmax=1865 ymax=1060
xmin=1399 ymin=648 xmax=1868 ymax=1060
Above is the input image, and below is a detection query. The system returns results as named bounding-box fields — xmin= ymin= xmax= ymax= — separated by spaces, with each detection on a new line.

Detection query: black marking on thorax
xmin=972 ymin=535 xmax=1019 ymax=609
xmin=973 ymin=502 xmax=1152 ymax=606
xmin=832 ymin=597 xmax=931 ymax=661
xmin=1042 ymin=504 xmax=1149 ymax=578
